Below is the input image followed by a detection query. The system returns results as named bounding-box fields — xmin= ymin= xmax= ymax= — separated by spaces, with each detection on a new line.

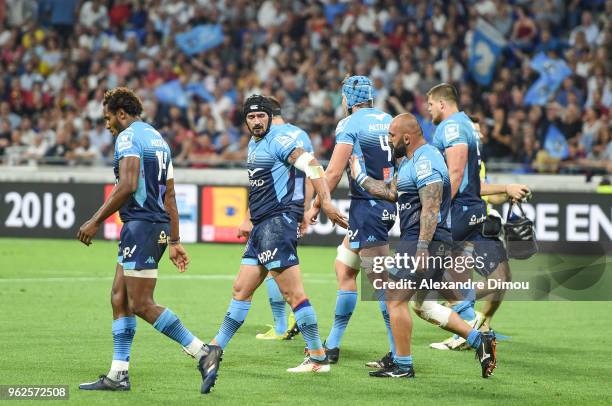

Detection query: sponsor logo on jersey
xmin=469 ymin=214 xmax=487 ymax=226
xmin=249 ymin=179 xmax=265 ymax=187
xmin=288 ymin=254 xmax=297 ymax=261
xmin=444 ymin=123 xmax=459 ymax=142
xmin=415 ymin=159 xmax=433 ymax=180
xmin=247 ymin=168 xmax=262 ymax=177
xmin=336 ymin=116 xmax=350 ymax=135
xmin=348 ymin=229 xmax=359 ymax=240
xmin=258 ymin=248 xmax=278 ymax=263
xmin=399 ymin=202 xmax=412 ymax=211
xmin=145 ymin=256 xmax=156 ymax=264
xmin=274 ymin=135 xmax=294 ymax=148
xmin=381 ymin=209 xmax=396 ymax=221
xmin=150 ymin=139 xmax=165 ymax=147
xmin=365 ymin=113 xmax=387 ymax=121
xmin=117 ymin=134 xmax=133 ymax=152
xmin=368 ymin=123 xmax=390 ymax=132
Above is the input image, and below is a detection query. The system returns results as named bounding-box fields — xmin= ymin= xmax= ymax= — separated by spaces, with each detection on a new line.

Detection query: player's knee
xmin=232 ymin=282 xmax=252 ymax=301
xmin=336 ymin=244 xmax=360 ymax=270
xmin=129 ymin=298 xmax=154 ymax=318
xmin=412 ymin=301 xmax=451 ymax=327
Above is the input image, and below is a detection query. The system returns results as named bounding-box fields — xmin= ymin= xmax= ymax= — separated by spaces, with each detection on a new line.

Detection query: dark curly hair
xmin=103 ymin=87 xmax=143 ymax=116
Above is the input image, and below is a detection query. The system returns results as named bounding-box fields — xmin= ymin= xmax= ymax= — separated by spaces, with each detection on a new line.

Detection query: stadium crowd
xmin=0 ymin=0 xmax=610 ymax=173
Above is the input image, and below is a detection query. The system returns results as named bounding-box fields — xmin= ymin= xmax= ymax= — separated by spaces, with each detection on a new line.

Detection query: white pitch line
xmin=0 ymin=274 xmax=335 ymax=284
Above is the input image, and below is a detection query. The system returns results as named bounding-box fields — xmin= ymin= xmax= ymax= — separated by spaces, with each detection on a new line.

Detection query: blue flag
xmin=155 ymin=80 xmax=214 ymax=108
xmin=175 ymin=24 xmax=224 ymax=56
xmin=543 ymin=125 xmax=569 ymax=160
xmin=524 ymin=53 xmax=572 ymax=106
xmin=469 ymin=19 xmax=507 ymax=86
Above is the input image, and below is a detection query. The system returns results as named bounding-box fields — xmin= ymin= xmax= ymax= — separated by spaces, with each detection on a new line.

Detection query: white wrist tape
xmin=294 ymin=152 xmax=323 ymax=179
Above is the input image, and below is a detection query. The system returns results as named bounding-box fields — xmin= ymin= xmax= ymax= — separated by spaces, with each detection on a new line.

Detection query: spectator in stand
xmin=44 ymin=126 xmax=73 ymax=165
xmin=0 ymin=0 xmax=608 ymax=174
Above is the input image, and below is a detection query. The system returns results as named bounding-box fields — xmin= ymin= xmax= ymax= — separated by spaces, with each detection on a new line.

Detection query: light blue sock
xmin=325 ymin=290 xmax=357 ymax=349
xmin=152 ymin=308 xmax=195 ymax=347
xmin=214 ymin=299 xmax=251 ymax=349
xmin=452 ymin=295 xmax=476 ymax=322
xmin=294 ymin=300 xmax=324 ymax=361
xmin=112 ymin=316 xmax=136 ymax=361
xmin=467 ymin=329 xmax=482 ymax=349
xmin=377 ymin=296 xmax=396 ymax=356
xmin=265 ymin=276 xmax=287 ymax=335
xmin=393 ymin=354 xmax=413 ymax=371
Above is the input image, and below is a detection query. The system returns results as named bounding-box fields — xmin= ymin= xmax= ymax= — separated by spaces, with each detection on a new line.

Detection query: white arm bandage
xmin=293 ymin=152 xmax=324 ymax=179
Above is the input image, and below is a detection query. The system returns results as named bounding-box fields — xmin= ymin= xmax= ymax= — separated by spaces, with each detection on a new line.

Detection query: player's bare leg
xmin=476 ymin=261 xmax=512 ymax=330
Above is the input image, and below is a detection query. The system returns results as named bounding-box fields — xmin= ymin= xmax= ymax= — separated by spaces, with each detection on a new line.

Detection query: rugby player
xmin=240 ymin=96 xmax=311 ymax=341
xmin=349 ymin=112 xmax=498 ymax=378
xmin=304 ymin=75 xmax=397 ymax=366
xmin=426 ymin=85 xmax=529 ymax=349
xmin=77 ymin=88 xmax=208 ymax=391
xmin=431 ymin=116 xmax=530 ymax=349
xmin=197 ymin=95 xmax=348 ymax=394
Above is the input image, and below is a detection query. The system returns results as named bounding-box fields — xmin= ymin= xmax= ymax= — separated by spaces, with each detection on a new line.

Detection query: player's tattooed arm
xmin=348 ymin=155 xmax=398 ymax=202
xmin=417 ymin=181 xmax=443 ymax=243
xmin=361 ymin=175 xmax=398 ymax=202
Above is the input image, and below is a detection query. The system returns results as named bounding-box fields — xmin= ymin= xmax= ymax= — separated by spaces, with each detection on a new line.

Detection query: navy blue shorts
xmin=451 ymin=203 xmax=508 ymax=276
xmin=117 ymin=221 xmax=169 ymax=272
xmin=348 ymin=199 xmax=396 ymax=249
xmin=241 ymin=213 xmax=299 ymax=271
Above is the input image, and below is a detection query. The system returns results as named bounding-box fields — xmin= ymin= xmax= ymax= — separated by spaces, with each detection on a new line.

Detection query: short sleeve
xmin=414 ymin=157 xmax=443 ymax=189
xmin=300 ymin=132 xmax=314 ymax=153
xmin=439 ymin=121 xmax=468 ymax=148
xmin=335 ymin=117 xmax=355 ymax=145
xmin=115 ymin=129 xmax=141 ymax=160
xmin=270 ymin=134 xmax=298 ymax=163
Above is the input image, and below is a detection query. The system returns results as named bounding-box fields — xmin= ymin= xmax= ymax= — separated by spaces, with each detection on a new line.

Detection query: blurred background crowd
xmin=0 ymin=0 xmax=610 ymax=174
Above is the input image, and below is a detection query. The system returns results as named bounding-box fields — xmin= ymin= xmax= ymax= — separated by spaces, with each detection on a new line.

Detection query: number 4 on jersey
xmin=379 ymin=135 xmax=391 ymax=161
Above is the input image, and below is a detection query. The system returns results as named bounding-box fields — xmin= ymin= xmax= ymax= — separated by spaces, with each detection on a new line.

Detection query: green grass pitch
xmin=1 ymin=238 xmax=610 ymax=405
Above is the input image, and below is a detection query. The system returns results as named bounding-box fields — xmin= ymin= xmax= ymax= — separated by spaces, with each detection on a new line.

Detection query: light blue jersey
xmin=113 ymin=121 xmax=171 ymax=223
xmin=335 ymin=108 xmax=394 ymax=200
xmin=247 ymin=130 xmax=300 ymax=224
xmin=396 ymin=144 xmax=451 ymax=241
xmin=431 ymin=111 xmax=482 ymax=206
xmin=269 ymin=122 xmax=313 ymax=221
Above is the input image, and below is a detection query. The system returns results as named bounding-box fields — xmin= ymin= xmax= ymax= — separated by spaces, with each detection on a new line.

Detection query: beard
xmin=392 ymin=141 xmax=407 ymax=159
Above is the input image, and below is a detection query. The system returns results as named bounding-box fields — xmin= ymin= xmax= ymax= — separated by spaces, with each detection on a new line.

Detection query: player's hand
xmin=169 ymin=243 xmax=190 ymax=273
xmin=298 ymin=221 xmax=309 ymax=238
xmin=237 ymin=219 xmax=253 ymax=238
xmin=348 ymin=155 xmax=363 ymax=180
xmin=321 ymin=200 xmax=349 ymax=229
xmin=506 ymin=184 xmax=530 ymax=202
xmin=77 ymin=218 xmax=100 ymax=246
xmin=304 ymin=205 xmax=320 ymax=225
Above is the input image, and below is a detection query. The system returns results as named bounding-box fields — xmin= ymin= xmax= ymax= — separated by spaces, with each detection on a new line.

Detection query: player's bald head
xmin=390 ymin=113 xmax=423 ymax=138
